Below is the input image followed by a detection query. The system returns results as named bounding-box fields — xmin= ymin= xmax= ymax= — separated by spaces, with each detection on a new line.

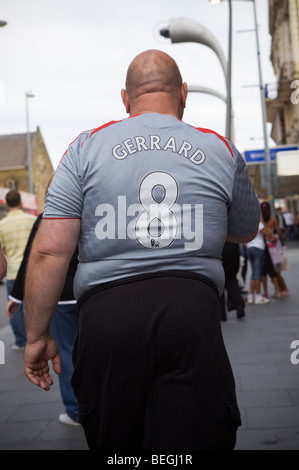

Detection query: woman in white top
xmin=246 ymin=221 xmax=270 ymax=305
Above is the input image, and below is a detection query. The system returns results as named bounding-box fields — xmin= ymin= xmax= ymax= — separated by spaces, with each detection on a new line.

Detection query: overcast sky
xmin=0 ymin=0 xmax=276 ymax=169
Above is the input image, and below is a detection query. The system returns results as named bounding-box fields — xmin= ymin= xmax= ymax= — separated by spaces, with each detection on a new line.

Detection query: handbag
xmin=267 ymin=236 xmax=283 ymax=266
xmin=277 ymin=252 xmax=289 ymax=271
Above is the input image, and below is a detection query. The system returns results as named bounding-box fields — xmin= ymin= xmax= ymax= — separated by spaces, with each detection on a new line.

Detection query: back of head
xmin=125 ymin=49 xmax=183 ymax=100
xmin=123 ymin=49 xmax=186 ymax=118
xmin=261 ymin=201 xmax=271 ymax=222
xmin=5 ymin=190 xmax=21 ymax=209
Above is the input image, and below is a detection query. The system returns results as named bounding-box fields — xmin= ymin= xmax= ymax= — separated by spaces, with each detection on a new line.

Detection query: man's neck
xmin=130 ymin=110 xmax=179 ymax=119
xmin=129 ymin=93 xmax=182 ymax=120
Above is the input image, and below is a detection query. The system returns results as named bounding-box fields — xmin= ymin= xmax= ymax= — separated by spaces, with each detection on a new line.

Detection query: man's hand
xmin=24 ymin=336 xmax=61 ymax=391
xmin=6 ymin=300 xmax=18 ymax=319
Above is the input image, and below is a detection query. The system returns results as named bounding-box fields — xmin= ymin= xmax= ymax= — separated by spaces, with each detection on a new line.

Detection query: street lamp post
xmin=252 ymin=0 xmax=273 ymax=204
xmin=188 ymin=84 xmax=227 ymax=104
xmin=160 ymin=17 xmax=233 ymax=140
xmin=25 ymin=91 xmax=35 ymax=194
xmin=209 ymin=0 xmax=233 ymax=140
xmin=209 ymin=0 xmax=274 ymax=203
xmin=226 ymin=1 xmax=233 ymax=142
xmin=0 ymin=21 xmax=7 ymax=106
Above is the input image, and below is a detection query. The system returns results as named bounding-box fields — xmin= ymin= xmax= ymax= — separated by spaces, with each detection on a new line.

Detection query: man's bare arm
xmin=24 ymin=218 xmax=80 ymax=390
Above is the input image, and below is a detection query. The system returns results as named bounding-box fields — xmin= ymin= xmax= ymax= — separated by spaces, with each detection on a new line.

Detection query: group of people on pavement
xmin=0 ymin=49 xmax=293 ymax=451
xmin=246 ymin=201 xmax=289 ymax=306
xmin=220 ymin=201 xmax=290 ymax=321
xmin=0 ymin=190 xmax=36 ymax=349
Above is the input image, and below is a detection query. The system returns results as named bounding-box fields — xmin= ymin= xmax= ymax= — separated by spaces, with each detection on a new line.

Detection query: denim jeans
xmin=50 ymin=303 xmax=80 ymax=423
xmin=247 ymin=247 xmax=265 ymax=281
xmin=6 ymin=280 xmax=27 ymax=348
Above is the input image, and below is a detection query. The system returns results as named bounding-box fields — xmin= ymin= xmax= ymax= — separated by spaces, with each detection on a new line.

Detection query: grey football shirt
xmin=44 ymin=113 xmax=260 ymax=298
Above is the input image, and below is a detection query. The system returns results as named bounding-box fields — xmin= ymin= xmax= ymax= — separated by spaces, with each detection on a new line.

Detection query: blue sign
xmin=244 ymin=146 xmax=299 ymax=164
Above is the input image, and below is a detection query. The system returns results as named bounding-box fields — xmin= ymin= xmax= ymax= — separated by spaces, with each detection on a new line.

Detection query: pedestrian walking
xmin=0 ymin=190 xmax=36 ymax=349
xmin=23 ymin=49 xmax=260 ymax=450
xmin=261 ymin=201 xmax=289 ymax=297
xmin=283 ymin=210 xmax=295 ymax=241
xmin=247 ymin=221 xmax=270 ymax=305
xmin=7 ymin=214 xmax=80 ymax=426
xmin=220 ymin=241 xmax=246 ymax=321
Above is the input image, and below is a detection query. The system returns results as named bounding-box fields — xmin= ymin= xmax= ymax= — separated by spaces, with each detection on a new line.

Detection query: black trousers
xmin=72 ymin=272 xmax=241 ymax=450
xmin=220 ymin=242 xmax=245 ymax=320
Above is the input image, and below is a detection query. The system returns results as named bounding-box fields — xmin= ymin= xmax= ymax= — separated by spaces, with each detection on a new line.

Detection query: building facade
xmin=0 ymin=127 xmax=54 ymax=215
xmin=266 ymin=0 xmax=299 ymax=203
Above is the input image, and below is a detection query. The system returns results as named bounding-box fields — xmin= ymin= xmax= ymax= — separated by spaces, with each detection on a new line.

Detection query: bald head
xmin=121 ymin=49 xmax=188 ymax=119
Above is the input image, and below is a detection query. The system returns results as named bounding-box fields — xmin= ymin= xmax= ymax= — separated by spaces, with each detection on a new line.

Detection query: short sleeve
xmin=227 ymin=145 xmax=260 ymax=238
xmin=43 ymin=142 xmax=83 ymax=219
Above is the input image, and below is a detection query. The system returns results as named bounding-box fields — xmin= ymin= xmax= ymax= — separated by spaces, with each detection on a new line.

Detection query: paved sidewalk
xmin=0 ymin=242 xmax=298 ymax=450
xmin=0 ymin=324 xmax=88 ymax=450
xmin=223 ymin=240 xmax=299 ymax=450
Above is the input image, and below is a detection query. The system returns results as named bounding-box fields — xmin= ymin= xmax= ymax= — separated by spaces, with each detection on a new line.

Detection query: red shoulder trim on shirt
xmin=42 ymin=216 xmax=81 ymax=220
xmin=82 ymin=116 xmax=143 ymax=144
xmin=88 ymin=120 xmax=123 ymax=140
xmin=195 ymin=127 xmax=234 ymax=160
xmin=58 ymin=121 xmax=122 ymax=163
xmin=86 ymin=115 xmax=143 ymax=143
xmin=59 ymin=128 xmax=95 ymax=162
xmin=60 ymin=116 xmax=142 ymax=159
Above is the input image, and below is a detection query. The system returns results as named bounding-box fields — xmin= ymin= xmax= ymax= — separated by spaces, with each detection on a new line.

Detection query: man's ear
xmin=181 ymin=82 xmax=188 ymax=109
xmin=121 ymin=89 xmax=130 ymax=114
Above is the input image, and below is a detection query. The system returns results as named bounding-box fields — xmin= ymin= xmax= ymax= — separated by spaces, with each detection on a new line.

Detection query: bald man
xmin=24 ymin=50 xmax=260 ymax=451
